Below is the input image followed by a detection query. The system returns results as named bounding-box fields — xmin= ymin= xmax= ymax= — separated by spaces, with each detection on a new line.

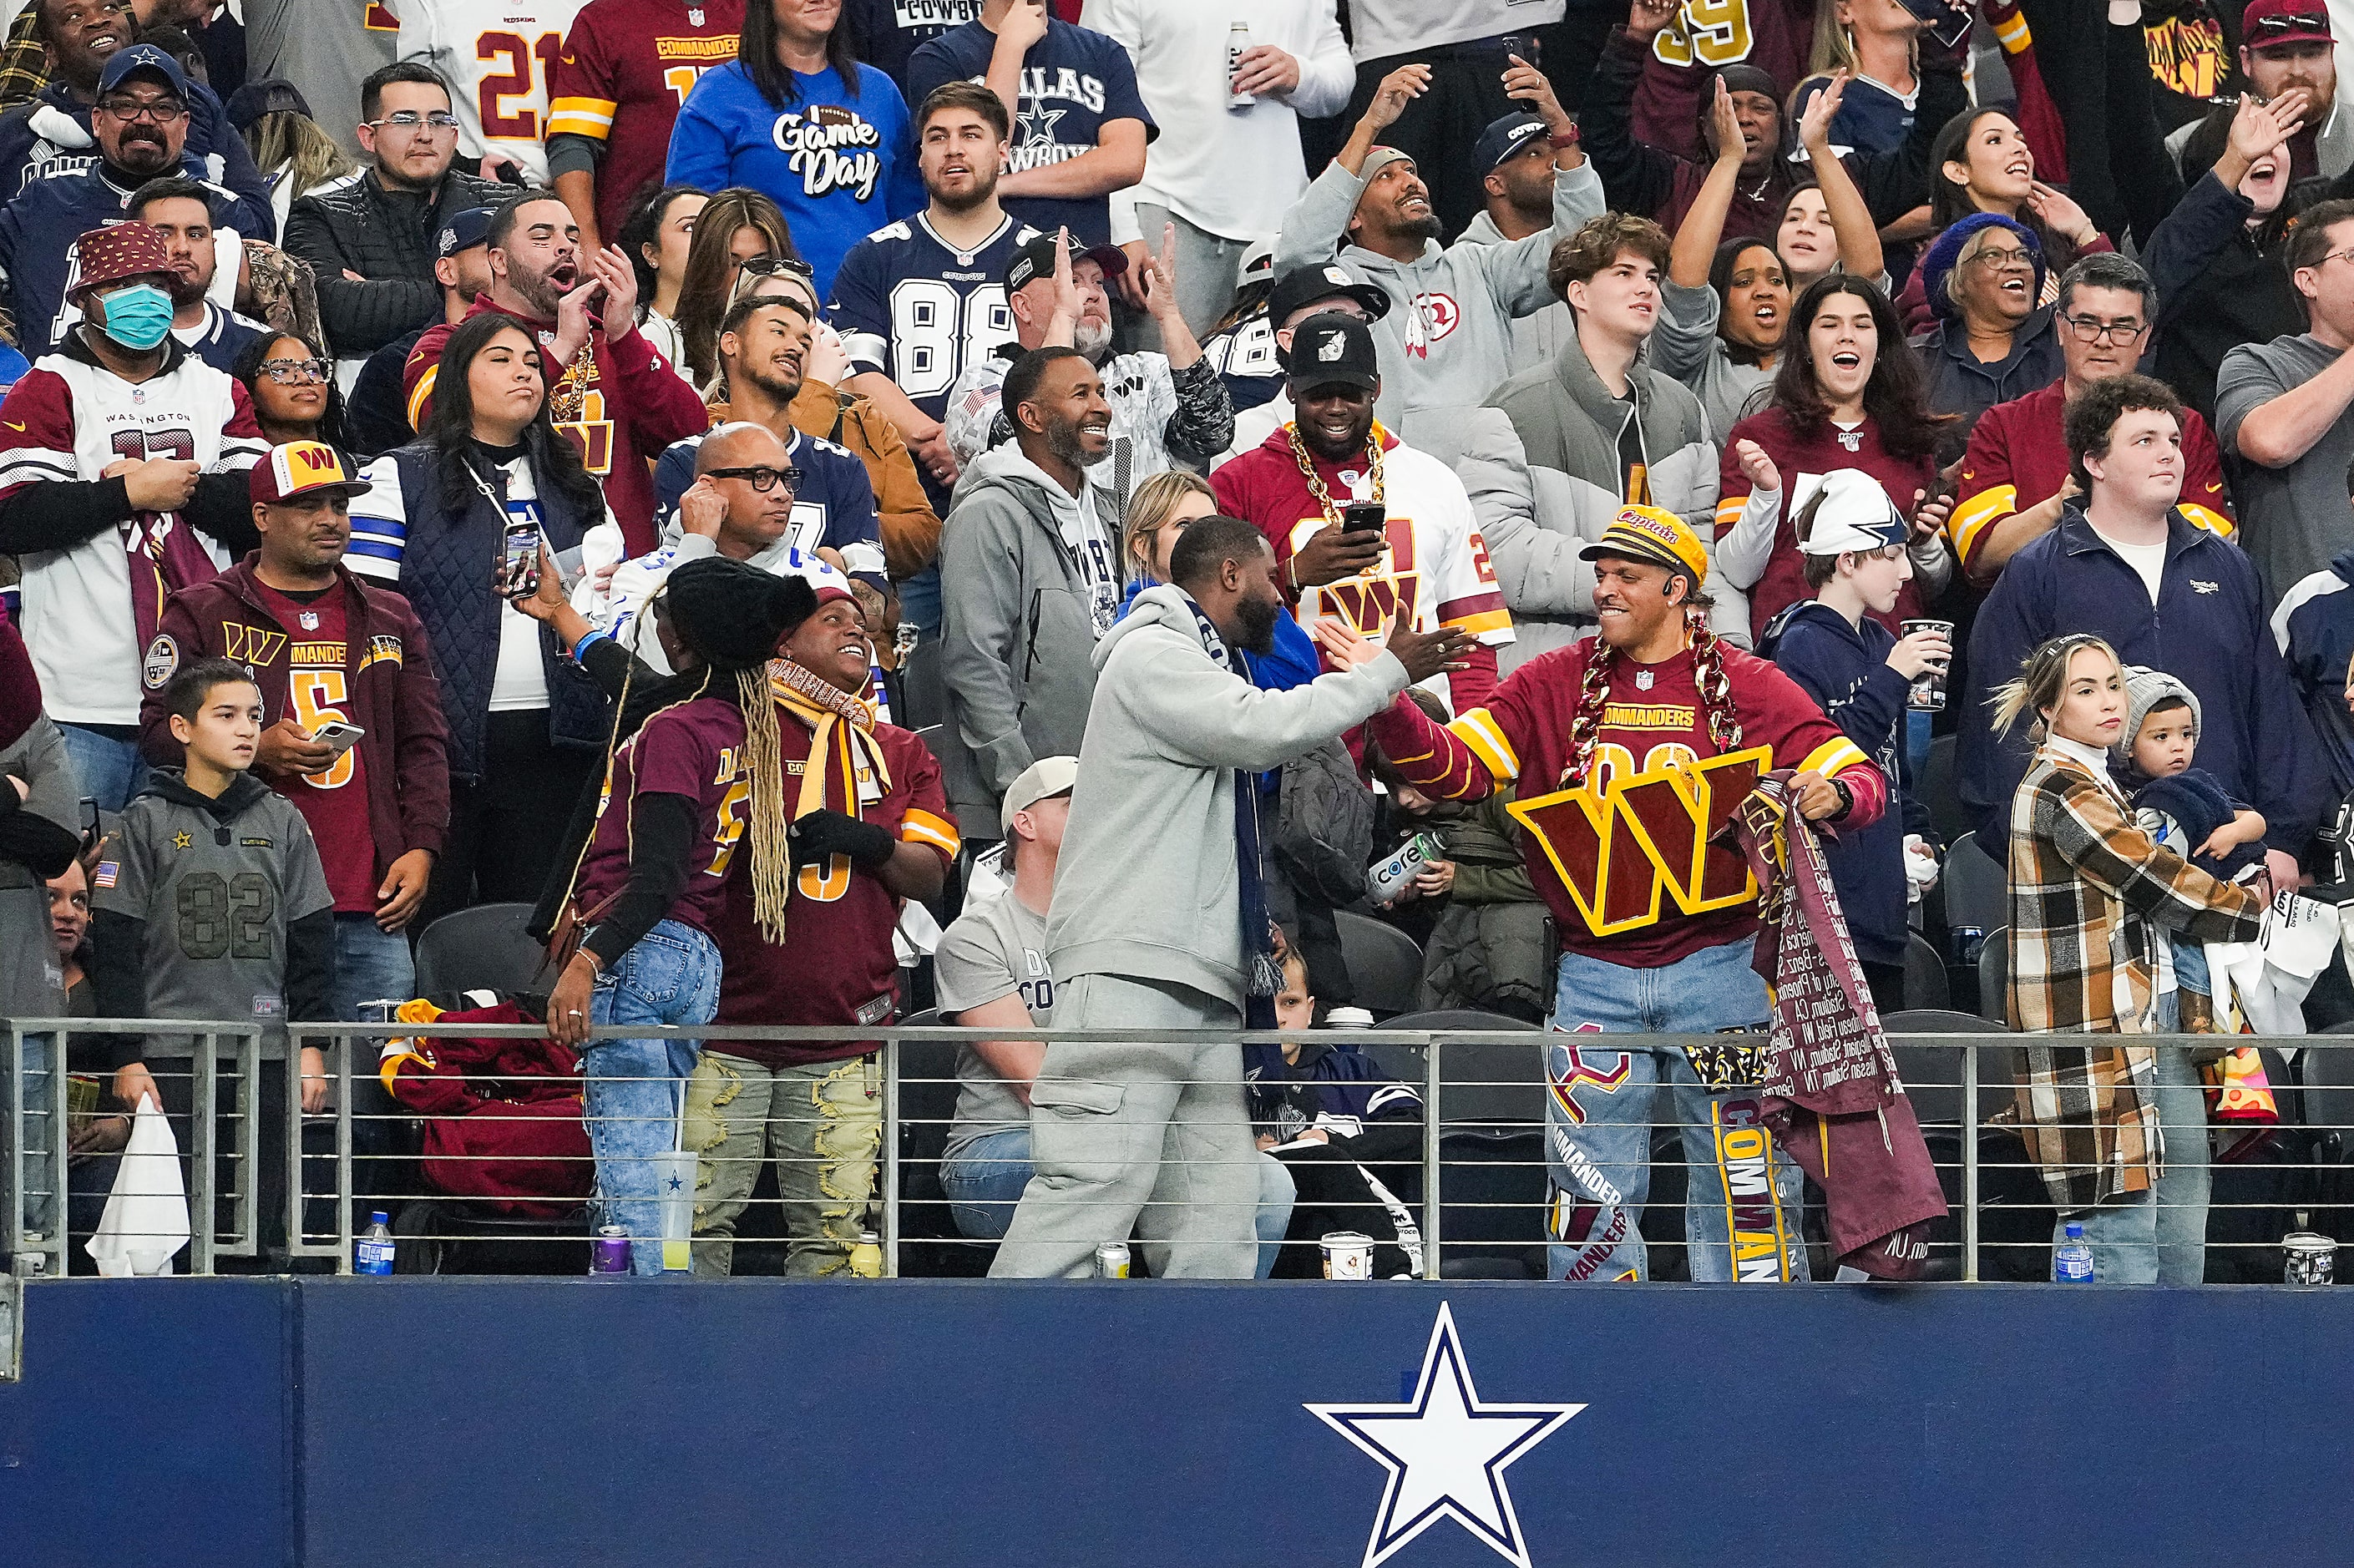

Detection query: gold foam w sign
xmin=1506 ymin=746 xmax=1769 ymax=936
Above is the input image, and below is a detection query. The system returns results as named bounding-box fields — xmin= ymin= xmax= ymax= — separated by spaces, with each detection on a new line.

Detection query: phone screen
xmin=499 ymin=521 xmax=541 ymax=599
xmin=1341 ymin=501 xmax=1386 ymax=538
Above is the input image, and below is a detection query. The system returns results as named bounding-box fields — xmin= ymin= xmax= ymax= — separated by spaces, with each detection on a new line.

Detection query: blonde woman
xmin=1992 ymin=632 xmax=2261 ymax=1284
xmin=1119 ymin=469 xmax=1215 ymax=601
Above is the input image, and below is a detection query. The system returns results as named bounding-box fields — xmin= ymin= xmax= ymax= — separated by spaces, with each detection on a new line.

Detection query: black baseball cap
xmin=225 ymin=78 xmax=311 ymax=134
xmin=1473 ymin=113 xmax=1550 ymax=174
xmin=1267 ymin=262 xmax=1390 ymax=332
xmin=1286 ymin=311 xmax=1380 ymax=394
xmin=1005 ymin=232 xmax=1128 ymax=293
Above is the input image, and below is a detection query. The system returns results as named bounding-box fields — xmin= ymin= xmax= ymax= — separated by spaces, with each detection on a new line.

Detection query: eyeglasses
xmin=1963 ymin=246 xmax=2035 ymax=270
xmin=98 ymin=97 xmax=188 ymax=124
xmin=2059 ymin=313 xmax=2148 ymax=345
xmin=257 ymin=357 xmax=332 ymax=385
xmin=704 ymin=465 xmax=802 ymax=493
xmin=367 ymin=110 xmax=462 ymax=133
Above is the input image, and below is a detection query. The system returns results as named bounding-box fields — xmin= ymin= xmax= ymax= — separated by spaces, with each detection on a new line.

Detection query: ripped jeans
xmin=687 ymin=1050 xmax=882 ymax=1277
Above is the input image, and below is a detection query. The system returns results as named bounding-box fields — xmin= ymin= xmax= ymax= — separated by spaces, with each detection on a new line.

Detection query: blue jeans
xmin=2052 ymin=1040 xmax=2210 ymax=1285
xmin=941 ymin=1125 xmax=1298 ymax=1278
xmin=332 ymin=913 xmax=417 ymax=1019
xmin=581 ymin=920 xmax=720 ymax=1277
xmin=57 ymin=723 xmax=149 ymax=812
xmin=1544 ymin=938 xmax=1810 ymax=1283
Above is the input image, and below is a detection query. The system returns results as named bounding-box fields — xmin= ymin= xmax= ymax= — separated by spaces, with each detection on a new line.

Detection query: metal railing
xmin=2 ymin=1018 xmax=2339 ymax=1285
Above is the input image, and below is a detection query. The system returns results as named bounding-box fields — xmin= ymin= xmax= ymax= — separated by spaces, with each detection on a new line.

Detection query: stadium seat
xmin=1374 ymin=1007 xmax=1538 ymax=1100
xmin=1941 ymin=832 xmax=2007 ymax=942
xmin=1976 ymin=928 xmax=2009 ymax=1024
xmin=1418 ymin=1014 xmax=1547 ymax=1132
xmin=1880 ymin=1009 xmax=2006 ymax=1130
xmin=1921 ymin=733 xmax=1971 ymax=845
xmin=1901 ymin=931 xmax=1949 ymax=1011
xmin=413 ymin=903 xmax=550 ymax=999
xmin=1435 ymin=1128 xmax=1547 ymax=1279
xmin=1334 ymin=909 xmax=1425 ymax=1019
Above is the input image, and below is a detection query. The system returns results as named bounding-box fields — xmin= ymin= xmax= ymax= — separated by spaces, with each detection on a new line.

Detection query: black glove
xmin=792 ymin=807 xmax=896 ymax=871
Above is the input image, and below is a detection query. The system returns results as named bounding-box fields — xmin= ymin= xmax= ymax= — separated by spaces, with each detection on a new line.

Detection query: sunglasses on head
xmin=2251 ymin=10 xmax=2329 ymax=33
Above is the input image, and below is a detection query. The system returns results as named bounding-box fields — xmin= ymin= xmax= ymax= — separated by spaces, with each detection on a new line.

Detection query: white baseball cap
xmin=1001 ymin=756 xmax=1079 ymax=837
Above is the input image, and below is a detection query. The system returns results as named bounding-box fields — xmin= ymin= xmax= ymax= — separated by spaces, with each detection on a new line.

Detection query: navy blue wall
xmin=5 ymin=1279 xmax=2351 ymax=1566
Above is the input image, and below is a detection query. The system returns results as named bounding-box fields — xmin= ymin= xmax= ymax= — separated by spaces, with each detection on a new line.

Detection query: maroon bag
xmin=382 ymin=1000 xmax=591 ymax=1217
xmin=1733 ymin=772 xmax=1948 ymax=1280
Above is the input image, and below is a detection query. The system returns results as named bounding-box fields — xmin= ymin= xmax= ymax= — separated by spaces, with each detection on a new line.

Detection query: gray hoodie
xmin=1046 ymin=584 xmax=1408 ymax=1009
xmin=1274 ymin=155 xmax=1604 ymax=421
xmin=939 ymin=447 xmax=1122 ymax=836
xmin=1459 ymin=207 xmax=1577 ymax=384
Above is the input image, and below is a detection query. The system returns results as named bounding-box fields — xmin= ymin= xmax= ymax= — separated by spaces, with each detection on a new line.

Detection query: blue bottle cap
xmin=371 ymin=1211 xmax=389 ymax=1223
xmin=2064 ymin=1222 xmax=2084 ymax=1238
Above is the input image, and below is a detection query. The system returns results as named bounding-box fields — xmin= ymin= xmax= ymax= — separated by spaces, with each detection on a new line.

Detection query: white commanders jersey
xmin=382 ymin=0 xmax=591 ymax=184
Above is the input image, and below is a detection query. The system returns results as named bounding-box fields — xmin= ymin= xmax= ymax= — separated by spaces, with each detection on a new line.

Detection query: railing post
xmin=336 ymin=1030 xmax=354 ymax=1276
xmin=190 ymin=1034 xmax=215 ymax=1275
xmin=881 ymin=1032 xmax=901 ymax=1279
xmin=225 ymin=1031 xmax=258 ymax=1258
xmin=1421 ymin=1036 xmax=1442 ymax=1282
xmin=3 ymin=1021 xmax=21 ymax=1270
xmin=1963 ymin=1038 xmax=1980 ymax=1284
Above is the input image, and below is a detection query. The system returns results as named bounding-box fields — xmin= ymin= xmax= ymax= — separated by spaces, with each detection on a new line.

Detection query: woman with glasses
xmin=345 ymin=315 xmax=616 ymax=926
xmin=1907 ymin=214 xmax=2063 ymax=457
xmin=674 ymin=186 xmax=802 ymax=391
xmin=618 ymin=184 xmax=710 ymax=381
xmin=1714 ymin=273 xmax=1957 ymax=643
xmin=666 ymin=0 xmax=923 ymax=299
xmin=233 ymin=332 xmax=347 ymax=449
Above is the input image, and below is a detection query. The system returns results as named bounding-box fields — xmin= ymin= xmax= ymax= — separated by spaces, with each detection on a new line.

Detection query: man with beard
xmin=1212 ymin=312 xmax=1514 ymax=717
xmin=402 ymin=189 xmax=711 ymax=554
xmin=344 ymin=203 xmax=493 ymax=458
xmin=0 ymin=0 xmax=270 ymax=213
xmin=1273 ymin=58 xmax=1599 ymax=424
xmin=283 ymin=62 xmax=502 ymax=378
xmin=986 ymin=513 xmax=1466 ymax=1279
xmin=1461 ymin=112 xmax=1575 ymax=381
xmin=0 ymin=42 xmax=267 ymax=356
xmin=1363 ymin=504 xmax=1889 ymax=1283
xmin=128 ymin=174 xmax=266 ymax=371
xmin=938 ymin=345 xmax=1117 ymax=835
xmin=939 ymin=226 xmax=1233 ymax=518
xmin=2168 ymin=0 xmax=2354 ymax=180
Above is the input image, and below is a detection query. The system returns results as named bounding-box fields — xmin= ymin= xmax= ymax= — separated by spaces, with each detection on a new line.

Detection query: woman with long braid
xmin=1365 ymin=504 xmax=1891 ymax=1284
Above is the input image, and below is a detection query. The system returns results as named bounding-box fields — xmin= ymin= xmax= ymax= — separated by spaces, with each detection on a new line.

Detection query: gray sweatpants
xmin=988 ymin=973 xmax=1259 ymax=1280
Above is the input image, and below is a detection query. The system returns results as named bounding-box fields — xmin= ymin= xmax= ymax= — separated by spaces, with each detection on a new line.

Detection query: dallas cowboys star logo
xmin=1015 ymin=102 xmax=1067 ymax=147
xmin=1306 ymin=1302 xmax=1581 ymax=1568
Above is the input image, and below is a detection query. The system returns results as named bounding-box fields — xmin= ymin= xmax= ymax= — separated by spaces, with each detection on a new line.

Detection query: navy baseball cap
xmin=99 ymin=43 xmax=190 ymax=99
xmin=1473 ymin=113 xmax=1550 ymax=174
xmin=436 ymin=208 xmax=493 ymax=260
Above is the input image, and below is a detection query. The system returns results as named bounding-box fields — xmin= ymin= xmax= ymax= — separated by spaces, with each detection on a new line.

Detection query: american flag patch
xmin=93 ymin=861 xmax=119 ymax=889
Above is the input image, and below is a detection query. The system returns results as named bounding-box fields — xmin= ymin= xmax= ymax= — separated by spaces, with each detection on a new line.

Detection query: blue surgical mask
xmin=94 ymin=282 xmax=174 ymax=351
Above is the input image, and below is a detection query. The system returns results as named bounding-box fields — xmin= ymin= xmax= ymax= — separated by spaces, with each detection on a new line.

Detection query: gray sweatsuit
xmin=989 ymin=585 xmax=1408 ymax=1280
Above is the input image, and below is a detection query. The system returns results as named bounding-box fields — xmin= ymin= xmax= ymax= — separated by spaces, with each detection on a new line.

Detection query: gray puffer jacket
xmin=938 ymin=448 xmax=1122 ymax=837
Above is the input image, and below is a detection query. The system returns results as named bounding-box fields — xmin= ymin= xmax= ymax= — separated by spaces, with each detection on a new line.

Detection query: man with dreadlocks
xmin=1367 ymin=503 xmax=1889 ymax=1284
xmin=694 ymin=580 xmax=962 ymax=1277
xmin=545 ymin=557 xmax=818 ymax=1278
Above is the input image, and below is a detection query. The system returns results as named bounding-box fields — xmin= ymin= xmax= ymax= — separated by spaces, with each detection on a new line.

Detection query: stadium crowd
xmin=6 ymin=0 xmax=2354 ymax=1287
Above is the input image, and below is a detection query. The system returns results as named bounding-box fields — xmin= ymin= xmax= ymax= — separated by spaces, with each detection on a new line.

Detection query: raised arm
xmin=1797 ymin=75 xmax=1885 ymax=283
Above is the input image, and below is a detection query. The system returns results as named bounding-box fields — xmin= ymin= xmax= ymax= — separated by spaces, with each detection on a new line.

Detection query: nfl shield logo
xmin=299 ymin=610 xmax=320 ymax=630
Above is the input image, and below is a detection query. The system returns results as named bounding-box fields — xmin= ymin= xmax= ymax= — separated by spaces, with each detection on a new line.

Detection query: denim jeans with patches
xmin=689 ymin=1050 xmax=884 ymax=1277
xmin=580 ymin=920 xmax=719 ymax=1277
xmin=1544 ymin=938 xmax=1811 ymax=1284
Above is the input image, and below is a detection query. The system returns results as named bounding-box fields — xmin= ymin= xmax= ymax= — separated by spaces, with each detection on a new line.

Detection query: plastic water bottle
xmin=357 ymin=1211 xmax=396 ymax=1275
xmin=2054 ymin=1222 xmax=2094 ymax=1283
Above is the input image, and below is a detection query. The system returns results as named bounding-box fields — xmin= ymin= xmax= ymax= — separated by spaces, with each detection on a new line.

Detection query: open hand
xmin=1799 ymin=69 xmax=1846 ymax=154
xmin=1362 ymin=64 xmax=1430 ymax=134
xmin=1380 ymin=609 xmax=1476 ymax=685
xmin=2026 ymin=181 xmax=2096 ymax=247
xmin=547 ymin=953 xmax=597 ymax=1049
xmin=1708 ymin=75 xmax=1745 ymax=165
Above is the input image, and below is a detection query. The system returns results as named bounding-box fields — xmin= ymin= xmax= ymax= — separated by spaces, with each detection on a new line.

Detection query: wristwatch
xmin=1830 ymin=777 xmax=1855 ymax=819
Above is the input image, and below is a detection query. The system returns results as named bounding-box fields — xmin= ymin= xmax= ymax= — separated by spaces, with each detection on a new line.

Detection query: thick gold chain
xmin=1285 ymin=422 xmax=1385 ymax=531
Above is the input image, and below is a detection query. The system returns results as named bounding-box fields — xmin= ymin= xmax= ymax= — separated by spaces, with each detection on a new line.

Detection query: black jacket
xmin=283 ymin=168 xmax=504 ymax=359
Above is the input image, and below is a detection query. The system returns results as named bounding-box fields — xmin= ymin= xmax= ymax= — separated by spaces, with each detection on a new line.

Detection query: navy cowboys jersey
xmin=827 ymin=211 xmax=1039 ymax=423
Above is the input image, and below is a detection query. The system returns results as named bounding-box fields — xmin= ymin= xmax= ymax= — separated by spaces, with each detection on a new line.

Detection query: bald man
xmin=576 ymin=421 xmax=863 ymax=675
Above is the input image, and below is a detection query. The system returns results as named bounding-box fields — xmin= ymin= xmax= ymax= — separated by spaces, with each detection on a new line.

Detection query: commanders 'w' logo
xmin=221 ymin=625 xmax=287 ymax=666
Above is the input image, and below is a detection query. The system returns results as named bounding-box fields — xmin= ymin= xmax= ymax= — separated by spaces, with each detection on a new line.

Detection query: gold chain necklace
xmin=1286 ymin=422 xmax=1385 ymax=530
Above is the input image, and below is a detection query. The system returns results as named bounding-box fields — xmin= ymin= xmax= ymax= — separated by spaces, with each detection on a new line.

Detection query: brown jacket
xmin=787 ymin=378 xmax=941 ymax=582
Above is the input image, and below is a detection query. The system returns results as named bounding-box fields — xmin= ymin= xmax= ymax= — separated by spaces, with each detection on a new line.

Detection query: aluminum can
xmin=1367 ymin=832 xmax=1440 ymax=908
xmin=1901 ymin=619 xmax=1954 ymax=711
xmin=1320 ymin=1231 xmax=1374 ymax=1280
xmin=1951 ymin=924 xmax=1985 ymax=969
xmin=590 ymin=1226 xmax=632 ymax=1277
xmin=2284 ymin=1231 xmax=2336 ymax=1286
xmin=1094 ymin=1241 xmax=1131 ymax=1279
xmin=1226 ymin=23 xmax=1253 ymax=109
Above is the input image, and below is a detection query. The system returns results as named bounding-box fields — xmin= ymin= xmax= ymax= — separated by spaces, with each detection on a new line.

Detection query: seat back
xmin=413 ymin=903 xmax=549 ymax=999
xmin=1902 ymin=931 xmax=1950 ymax=1012
xmin=1334 ymin=909 xmax=1426 ymax=1019
xmin=1436 ymin=1128 xmax=1548 ymax=1278
xmin=1942 ymin=832 xmax=2007 ymax=942
xmin=1881 ymin=1009 xmax=2005 ymax=1128
xmin=1381 ymin=1008 xmax=1542 ymax=1128
xmin=1977 ymin=928 xmax=2010 ymax=1024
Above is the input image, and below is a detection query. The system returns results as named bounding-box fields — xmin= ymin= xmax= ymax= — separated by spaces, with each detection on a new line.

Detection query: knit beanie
xmin=1918 ymin=212 xmax=2044 ymax=321
xmin=664 ymin=559 xmax=818 ymax=670
xmin=2114 ymin=664 xmax=2202 ymax=764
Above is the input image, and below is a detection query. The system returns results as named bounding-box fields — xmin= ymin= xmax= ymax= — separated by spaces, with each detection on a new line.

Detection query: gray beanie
xmin=2114 ymin=664 xmax=2201 ymax=762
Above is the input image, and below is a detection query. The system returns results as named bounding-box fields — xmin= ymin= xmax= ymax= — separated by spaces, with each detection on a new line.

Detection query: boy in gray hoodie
xmin=988 ymin=516 xmax=1467 ymax=1279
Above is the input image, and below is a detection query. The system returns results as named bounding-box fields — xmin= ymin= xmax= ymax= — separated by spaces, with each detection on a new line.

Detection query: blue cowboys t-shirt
xmin=840 ymin=0 xmax=986 ymax=94
xmin=666 ymin=60 xmax=925 ymax=299
xmin=904 ymin=18 xmax=1155 ymax=245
